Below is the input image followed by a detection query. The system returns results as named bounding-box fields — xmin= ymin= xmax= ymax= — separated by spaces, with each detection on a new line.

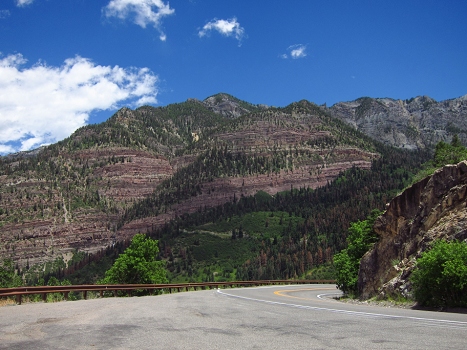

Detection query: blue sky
xmin=1 ymin=0 xmax=466 ymax=154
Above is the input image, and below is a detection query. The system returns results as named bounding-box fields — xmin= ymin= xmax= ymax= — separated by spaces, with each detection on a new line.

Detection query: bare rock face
xmin=202 ymin=93 xmax=264 ymax=118
xmin=329 ymin=95 xmax=467 ymax=149
xmin=358 ymin=161 xmax=467 ymax=299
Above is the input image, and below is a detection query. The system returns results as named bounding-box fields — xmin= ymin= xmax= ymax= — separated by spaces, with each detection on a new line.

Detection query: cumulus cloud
xmin=0 ymin=53 xmax=159 ymax=154
xmin=281 ymin=44 xmax=307 ymax=59
xmin=198 ymin=17 xmax=246 ymax=46
xmin=16 ymin=0 xmax=34 ymax=7
xmin=104 ymin=0 xmax=175 ymax=41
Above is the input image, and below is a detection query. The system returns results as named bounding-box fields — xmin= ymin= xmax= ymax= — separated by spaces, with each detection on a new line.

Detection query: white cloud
xmin=0 ymin=144 xmax=15 ymax=154
xmin=104 ymin=0 xmax=175 ymax=41
xmin=0 ymin=10 xmax=11 ymax=18
xmin=0 ymin=54 xmax=159 ymax=154
xmin=198 ymin=17 xmax=246 ymax=46
xmin=16 ymin=0 xmax=34 ymax=7
xmin=281 ymin=44 xmax=307 ymax=59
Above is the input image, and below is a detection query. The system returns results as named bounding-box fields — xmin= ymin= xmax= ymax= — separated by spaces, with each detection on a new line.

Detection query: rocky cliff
xmin=202 ymin=93 xmax=265 ymax=118
xmin=358 ymin=161 xmax=467 ymax=299
xmin=329 ymin=95 xmax=467 ymax=149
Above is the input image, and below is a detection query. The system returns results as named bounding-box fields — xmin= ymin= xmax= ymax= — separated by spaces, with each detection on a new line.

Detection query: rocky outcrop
xmin=358 ymin=161 xmax=467 ymax=299
xmin=329 ymin=95 xmax=467 ymax=149
xmin=202 ymin=93 xmax=263 ymax=118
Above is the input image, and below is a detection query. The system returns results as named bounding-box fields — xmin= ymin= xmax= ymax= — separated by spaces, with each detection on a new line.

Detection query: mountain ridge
xmin=0 ymin=95 xmax=380 ymax=271
xmin=0 ymin=92 xmax=450 ymax=282
xmin=328 ymin=94 xmax=467 ymax=150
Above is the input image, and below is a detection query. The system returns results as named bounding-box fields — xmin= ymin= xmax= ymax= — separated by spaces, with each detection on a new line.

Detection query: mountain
xmin=202 ymin=92 xmax=267 ymax=118
xmin=329 ymin=95 xmax=467 ymax=150
xmin=358 ymin=160 xmax=467 ymax=300
xmin=0 ymin=93 xmax=428 ymax=282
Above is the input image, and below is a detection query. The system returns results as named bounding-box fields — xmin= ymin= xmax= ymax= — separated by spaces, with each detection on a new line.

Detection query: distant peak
xmin=404 ymin=95 xmax=437 ymax=104
xmin=414 ymin=95 xmax=436 ymax=103
xmin=202 ymin=92 xmax=264 ymax=118
xmin=203 ymin=93 xmax=239 ymax=104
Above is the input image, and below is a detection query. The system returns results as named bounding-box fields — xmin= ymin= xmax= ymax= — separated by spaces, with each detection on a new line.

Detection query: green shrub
xmin=411 ymin=240 xmax=467 ymax=307
xmin=305 ymin=262 xmax=336 ymax=280
xmin=334 ymin=250 xmax=359 ymax=295
xmin=100 ymin=234 xmax=168 ymax=285
xmin=0 ymin=259 xmax=23 ymax=288
xmin=334 ymin=209 xmax=382 ymax=296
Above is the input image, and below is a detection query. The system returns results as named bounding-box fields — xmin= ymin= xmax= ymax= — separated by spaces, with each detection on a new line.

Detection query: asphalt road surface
xmin=1 ymin=284 xmax=466 ymax=349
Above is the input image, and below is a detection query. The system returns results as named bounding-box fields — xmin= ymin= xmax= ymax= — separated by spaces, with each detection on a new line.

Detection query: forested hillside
xmin=148 ymin=143 xmax=427 ymax=282
xmin=0 ymin=93 xmax=431 ymax=284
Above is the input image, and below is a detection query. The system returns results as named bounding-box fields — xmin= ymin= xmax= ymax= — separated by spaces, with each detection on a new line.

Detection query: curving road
xmin=1 ymin=284 xmax=466 ymax=349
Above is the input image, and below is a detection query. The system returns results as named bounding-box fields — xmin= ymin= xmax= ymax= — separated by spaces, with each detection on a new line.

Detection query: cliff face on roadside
xmin=358 ymin=161 xmax=467 ymax=299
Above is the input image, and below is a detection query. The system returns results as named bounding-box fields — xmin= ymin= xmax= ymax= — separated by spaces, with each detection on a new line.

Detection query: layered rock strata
xmin=358 ymin=161 xmax=467 ymax=299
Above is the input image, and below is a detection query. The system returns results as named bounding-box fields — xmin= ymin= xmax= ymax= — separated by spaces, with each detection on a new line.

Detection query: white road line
xmin=317 ymin=293 xmax=342 ymax=301
xmin=217 ymin=289 xmax=467 ymax=329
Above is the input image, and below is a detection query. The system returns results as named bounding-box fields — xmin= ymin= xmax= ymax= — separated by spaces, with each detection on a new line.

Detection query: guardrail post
xmin=113 ymin=290 xmax=117 ymax=297
xmin=16 ymin=294 xmax=22 ymax=305
xmin=64 ymin=292 xmax=69 ymax=301
xmin=83 ymin=291 xmax=87 ymax=300
xmin=100 ymin=290 xmax=103 ymax=298
xmin=42 ymin=293 xmax=47 ymax=303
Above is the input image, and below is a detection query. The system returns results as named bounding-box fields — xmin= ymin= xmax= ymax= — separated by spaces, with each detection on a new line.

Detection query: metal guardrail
xmin=0 ymin=280 xmax=336 ymax=305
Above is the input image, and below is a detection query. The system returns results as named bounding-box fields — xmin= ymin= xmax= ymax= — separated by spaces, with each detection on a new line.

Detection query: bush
xmin=334 ymin=250 xmax=359 ymax=295
xmin=411 ymin=240 xmax=467 ymax=307
xmin=0 ymin=259 xmax=23 ymax=288
xmin=305 ymin=262 xmax=336 ymax=280
xmin=100 ymin=234 xmax=168 ymax=285
xmin=334 ymin=209 xmax=382 ymax=296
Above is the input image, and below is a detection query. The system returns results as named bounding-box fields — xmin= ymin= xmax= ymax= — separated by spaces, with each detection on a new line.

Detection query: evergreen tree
xmin=433 ymin=134 xmax=467 ymax=167
xmin=0 ymin=259 xmax=23 ymax=288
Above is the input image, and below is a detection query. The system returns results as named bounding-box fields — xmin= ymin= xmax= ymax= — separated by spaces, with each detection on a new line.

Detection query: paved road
xmin=1 ymin=284 xmax=466 ymax=349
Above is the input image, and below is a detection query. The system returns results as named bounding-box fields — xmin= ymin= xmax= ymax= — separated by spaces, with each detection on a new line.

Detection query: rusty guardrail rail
xmin=0 ymin=280 xmax=336 ymax=305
